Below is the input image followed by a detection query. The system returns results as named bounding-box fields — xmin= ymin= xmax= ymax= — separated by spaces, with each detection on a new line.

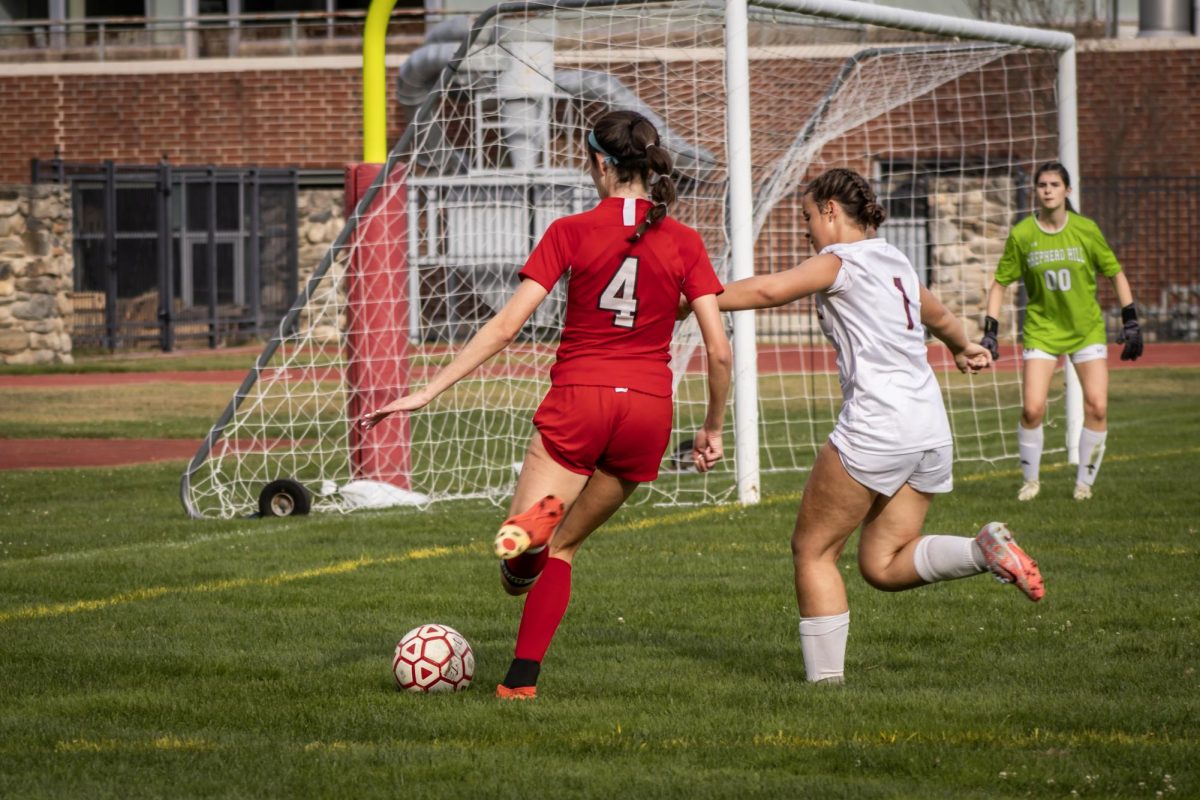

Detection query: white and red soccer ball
xmin=392 ymin=624 xmax=475 ymax=693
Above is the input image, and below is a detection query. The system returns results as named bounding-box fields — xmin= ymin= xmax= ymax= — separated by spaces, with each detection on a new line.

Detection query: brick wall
xmin=1077 ymin=44 xmax=1200 ymax=178
xmin=0 ymin=43 xmax=1196 ymax=184
xmin=0 ymin=65 xmax=404 ymax=182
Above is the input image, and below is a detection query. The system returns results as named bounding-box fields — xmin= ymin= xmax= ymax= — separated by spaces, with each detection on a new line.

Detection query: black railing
xmin=0 ymin=9 xmax=428 ymax=63
xmin=32 ymin=157 xmax=299 ymax=351
xmin=1087 ymin=176 xmax=1200 ymax=342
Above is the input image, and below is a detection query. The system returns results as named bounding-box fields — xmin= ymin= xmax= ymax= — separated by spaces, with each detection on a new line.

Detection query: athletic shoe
xmin=494 ymin=495 xmax=564 ymax=560
xmin=499 ymin=559 xmax=539 ymax=596
xmin=1073 ymin=482 xmax=1093 ymax=501
xmin=495 ymin=684 xmax=537 ymax=700
xmin=1017 ymin=480 xmax=1041 ymax=502
xmin=974 ymin=522 xmax=1045 ymax=602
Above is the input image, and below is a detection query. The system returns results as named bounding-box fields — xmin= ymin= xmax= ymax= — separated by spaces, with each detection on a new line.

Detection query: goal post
xmin=182 ymin=0 xmax=1080 ymax=519
xmin=725 ymin=0 xmax=761 ymax=505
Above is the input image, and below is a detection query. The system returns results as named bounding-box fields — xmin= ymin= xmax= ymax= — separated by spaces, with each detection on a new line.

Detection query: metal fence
xmin=32 ymin=158 xmax=298 ymax=351
xmin=1087 ymin=176 xmax=1200 ymax=342
xmin=0 ymin=9 xmax=427 ymax=63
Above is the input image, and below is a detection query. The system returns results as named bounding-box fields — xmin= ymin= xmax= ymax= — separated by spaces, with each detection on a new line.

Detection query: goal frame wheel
xmin=257 ymin=479 xmax=312 ymax=518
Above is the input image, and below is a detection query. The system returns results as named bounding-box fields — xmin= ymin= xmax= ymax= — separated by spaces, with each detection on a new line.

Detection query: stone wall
xmin=927 ymin=175 xmax=1016 ymax=340
xmin=0 ymin=184 xmax=74 ymax=365
xmin=296 ymin=187 xmax=346 ymax=344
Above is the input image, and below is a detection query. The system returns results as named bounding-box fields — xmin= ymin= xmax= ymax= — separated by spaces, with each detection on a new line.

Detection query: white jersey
xmin=814 ymin=238 xmax=952 ymax=455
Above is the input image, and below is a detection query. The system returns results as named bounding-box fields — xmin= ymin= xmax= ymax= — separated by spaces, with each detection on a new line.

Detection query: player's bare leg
xmin=791 ymin=442 xmax=876 ymax=683
xmin=857 ymin=484 xmax=933 ymax=591
xmin=1017 ymin=358 xmax=1056 ymax=501
xmin=496 ymin=433 xmax=590 ymax=595
xmin=1073 ymin=357 xmax=1109 ymax=500
xmin=498 ymin=467 xmax=638 ymax=699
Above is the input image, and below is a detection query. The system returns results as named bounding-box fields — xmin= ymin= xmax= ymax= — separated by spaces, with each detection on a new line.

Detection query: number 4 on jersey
xmin=599 ymin=256 xmax=639 ymax=328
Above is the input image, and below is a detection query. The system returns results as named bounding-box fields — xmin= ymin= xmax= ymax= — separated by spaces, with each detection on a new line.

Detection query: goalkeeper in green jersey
xmin=980 ymin=161 xmax=1143 ymax=502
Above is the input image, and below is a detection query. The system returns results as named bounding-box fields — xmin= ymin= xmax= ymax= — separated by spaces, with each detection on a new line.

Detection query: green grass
xmin=0 ymin=372 xmax=1197 ymax=798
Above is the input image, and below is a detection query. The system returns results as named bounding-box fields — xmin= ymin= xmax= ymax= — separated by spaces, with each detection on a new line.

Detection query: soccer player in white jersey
xmin=692 ymin=167 xmax=1044 ymax=684
xmin=980 ymin=161 xmax=1143 ymax=502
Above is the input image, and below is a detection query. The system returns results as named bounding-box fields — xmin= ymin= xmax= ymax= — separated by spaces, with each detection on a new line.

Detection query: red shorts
xmin=533 ymin=385 xmax=674 ymax=482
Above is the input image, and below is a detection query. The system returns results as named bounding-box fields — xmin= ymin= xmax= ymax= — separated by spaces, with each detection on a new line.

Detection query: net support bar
xmin=761 ymin=0 xmax=1075 ymax=51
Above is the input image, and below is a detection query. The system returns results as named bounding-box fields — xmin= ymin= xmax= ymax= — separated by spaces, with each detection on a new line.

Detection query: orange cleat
xmin=495 ymin=684 xmax=537 ymax=700
xmin=494 ymin=495 xmax=564 ymax=560
xmin=974 ymin=522 xmax=1045 ymax=602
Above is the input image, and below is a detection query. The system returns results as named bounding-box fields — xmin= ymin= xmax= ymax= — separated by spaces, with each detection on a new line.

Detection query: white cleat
xmin=1073 ymin=482 xmax=1093 ymax=501
xmin=1017 ymin=480 xmax=1041 ymax=502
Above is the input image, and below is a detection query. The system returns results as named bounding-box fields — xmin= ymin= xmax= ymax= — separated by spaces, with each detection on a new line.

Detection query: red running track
xmin=2 ymin=343 xmax=1196 ymax=470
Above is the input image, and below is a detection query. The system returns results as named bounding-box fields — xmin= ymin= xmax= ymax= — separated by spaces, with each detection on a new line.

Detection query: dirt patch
xmin=0 ymin=371 xmax=246 ymax=388
xmin=0 ymin=439 xmax=199 ymax=470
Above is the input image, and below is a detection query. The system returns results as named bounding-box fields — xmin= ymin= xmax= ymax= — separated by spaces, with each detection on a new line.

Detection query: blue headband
xmin=587 ymin=130 xmax=619 ymax=166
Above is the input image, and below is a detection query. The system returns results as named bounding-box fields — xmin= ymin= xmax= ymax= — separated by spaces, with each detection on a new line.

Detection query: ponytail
xmin=629 ymin=140 xmax=677 ymax=243
xmin=804 ymin=168 xmax=887 ymax=231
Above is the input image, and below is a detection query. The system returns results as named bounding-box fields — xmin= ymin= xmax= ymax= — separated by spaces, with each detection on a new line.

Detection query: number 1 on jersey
xmin=892 ymin=276 xmax=915 ymax=330
xmin=600 ymin=256 xmax=639 ymax=328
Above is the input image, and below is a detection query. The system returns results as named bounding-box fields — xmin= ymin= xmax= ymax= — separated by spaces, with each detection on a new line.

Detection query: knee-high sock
xmin=913 ymin=535 xmax=987 ymax=583
xmin=1017 ymin=423 xmax=1043 ymax=483
xmin=1077 ymin=427 xmax=1107 ymax=487
xmin=798 ymin=611 xmax=850 ymax=683
xmin=514 ymin=557 xmax=572 ymax=663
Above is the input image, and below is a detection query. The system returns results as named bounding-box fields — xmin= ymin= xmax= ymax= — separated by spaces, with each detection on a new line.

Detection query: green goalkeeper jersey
xmin=994 ymin=211 xmax=1123 ymax=353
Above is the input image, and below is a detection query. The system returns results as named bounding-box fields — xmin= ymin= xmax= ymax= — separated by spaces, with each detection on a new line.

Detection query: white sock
xmin=913 ymin=535 xmax=987 ymax=583
xmin=798 ymin=611 xmax=849 ymax=683
xmin=1077 ymin=427 xmax=1107 ymax=487
xmin=1017 ymin=424 xmax=1043 ymax=483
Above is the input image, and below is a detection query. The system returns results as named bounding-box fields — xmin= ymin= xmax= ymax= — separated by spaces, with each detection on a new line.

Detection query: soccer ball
xmin=392 ymin=624 xmax=475 ymax=693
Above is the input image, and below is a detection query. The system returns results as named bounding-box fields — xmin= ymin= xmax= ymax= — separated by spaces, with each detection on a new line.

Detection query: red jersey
xmin=519 ymin=196 xmax=723 ymax=397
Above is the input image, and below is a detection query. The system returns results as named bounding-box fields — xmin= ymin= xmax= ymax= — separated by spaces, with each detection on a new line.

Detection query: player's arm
xmin=1111 ymin=270 xmax=1143 ymax=361
xmin=982 ymin=229 xmax=1024 ymax=360
xmin=716 ymin=253 xmax=841 ymax=311
xmin=689 ymin=293 xmax=731 ymax=472
xmin=359 ymin=279 xmax=549 ymax=428
xmin=920 ymin=284 xmax=990 ymax=375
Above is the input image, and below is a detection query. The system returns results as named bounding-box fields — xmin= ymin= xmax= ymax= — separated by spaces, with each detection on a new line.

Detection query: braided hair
xmin=804 ymin=168 xmax=887 ymax=231
xmin=587 ymin=110 xmax=677 ymax=243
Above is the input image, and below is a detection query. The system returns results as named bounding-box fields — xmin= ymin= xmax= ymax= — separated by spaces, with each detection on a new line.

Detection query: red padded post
xmin=344 ymin=162 xmax=412 ymax=488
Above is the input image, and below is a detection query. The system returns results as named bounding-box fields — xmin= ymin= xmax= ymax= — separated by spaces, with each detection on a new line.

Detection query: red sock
xmin=514 ymin=557 xmax=572 ymax=663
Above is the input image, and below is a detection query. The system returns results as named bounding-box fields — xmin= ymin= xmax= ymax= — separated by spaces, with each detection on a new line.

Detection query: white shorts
xmin=834 ymin=442 xmax=954 ymax=497
xmin=1023 ymin=343 xmax=1107 ymax=365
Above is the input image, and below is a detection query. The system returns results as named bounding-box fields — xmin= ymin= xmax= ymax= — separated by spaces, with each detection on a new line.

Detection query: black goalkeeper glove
xmin=980 ymin=315 xmax=1000 ymax=361
xmin=1118 ymin=303 xmax=1143 ymax=361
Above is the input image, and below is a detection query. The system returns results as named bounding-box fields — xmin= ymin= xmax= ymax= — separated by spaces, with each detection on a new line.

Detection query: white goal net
xmin=182 ymin=0 xmax=1073 ymax=519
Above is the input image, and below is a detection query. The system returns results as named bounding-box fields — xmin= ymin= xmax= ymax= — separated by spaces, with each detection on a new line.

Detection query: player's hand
xmin=357 ymin=392 xmax=431 ymax=431
xmin=676 ymin=294 xmax=693 ymax=321
xmin=1117 ymin=303 xmax=1143 ymax=361
xmin=980 ymin=315 xmax=1000 ymax=362
xmin=954 ymin=342 xmax=992 ymax=375
xmin=691 ymin=427 xmax=723 ymax=472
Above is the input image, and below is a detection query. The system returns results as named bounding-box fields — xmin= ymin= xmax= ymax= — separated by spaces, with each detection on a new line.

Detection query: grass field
xmin=0 ymin=369 xmax=1197 ymax=798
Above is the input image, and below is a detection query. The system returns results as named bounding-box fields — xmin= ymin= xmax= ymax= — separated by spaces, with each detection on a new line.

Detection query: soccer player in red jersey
xmin=359 ymin=110 xmax=731 ymax=699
